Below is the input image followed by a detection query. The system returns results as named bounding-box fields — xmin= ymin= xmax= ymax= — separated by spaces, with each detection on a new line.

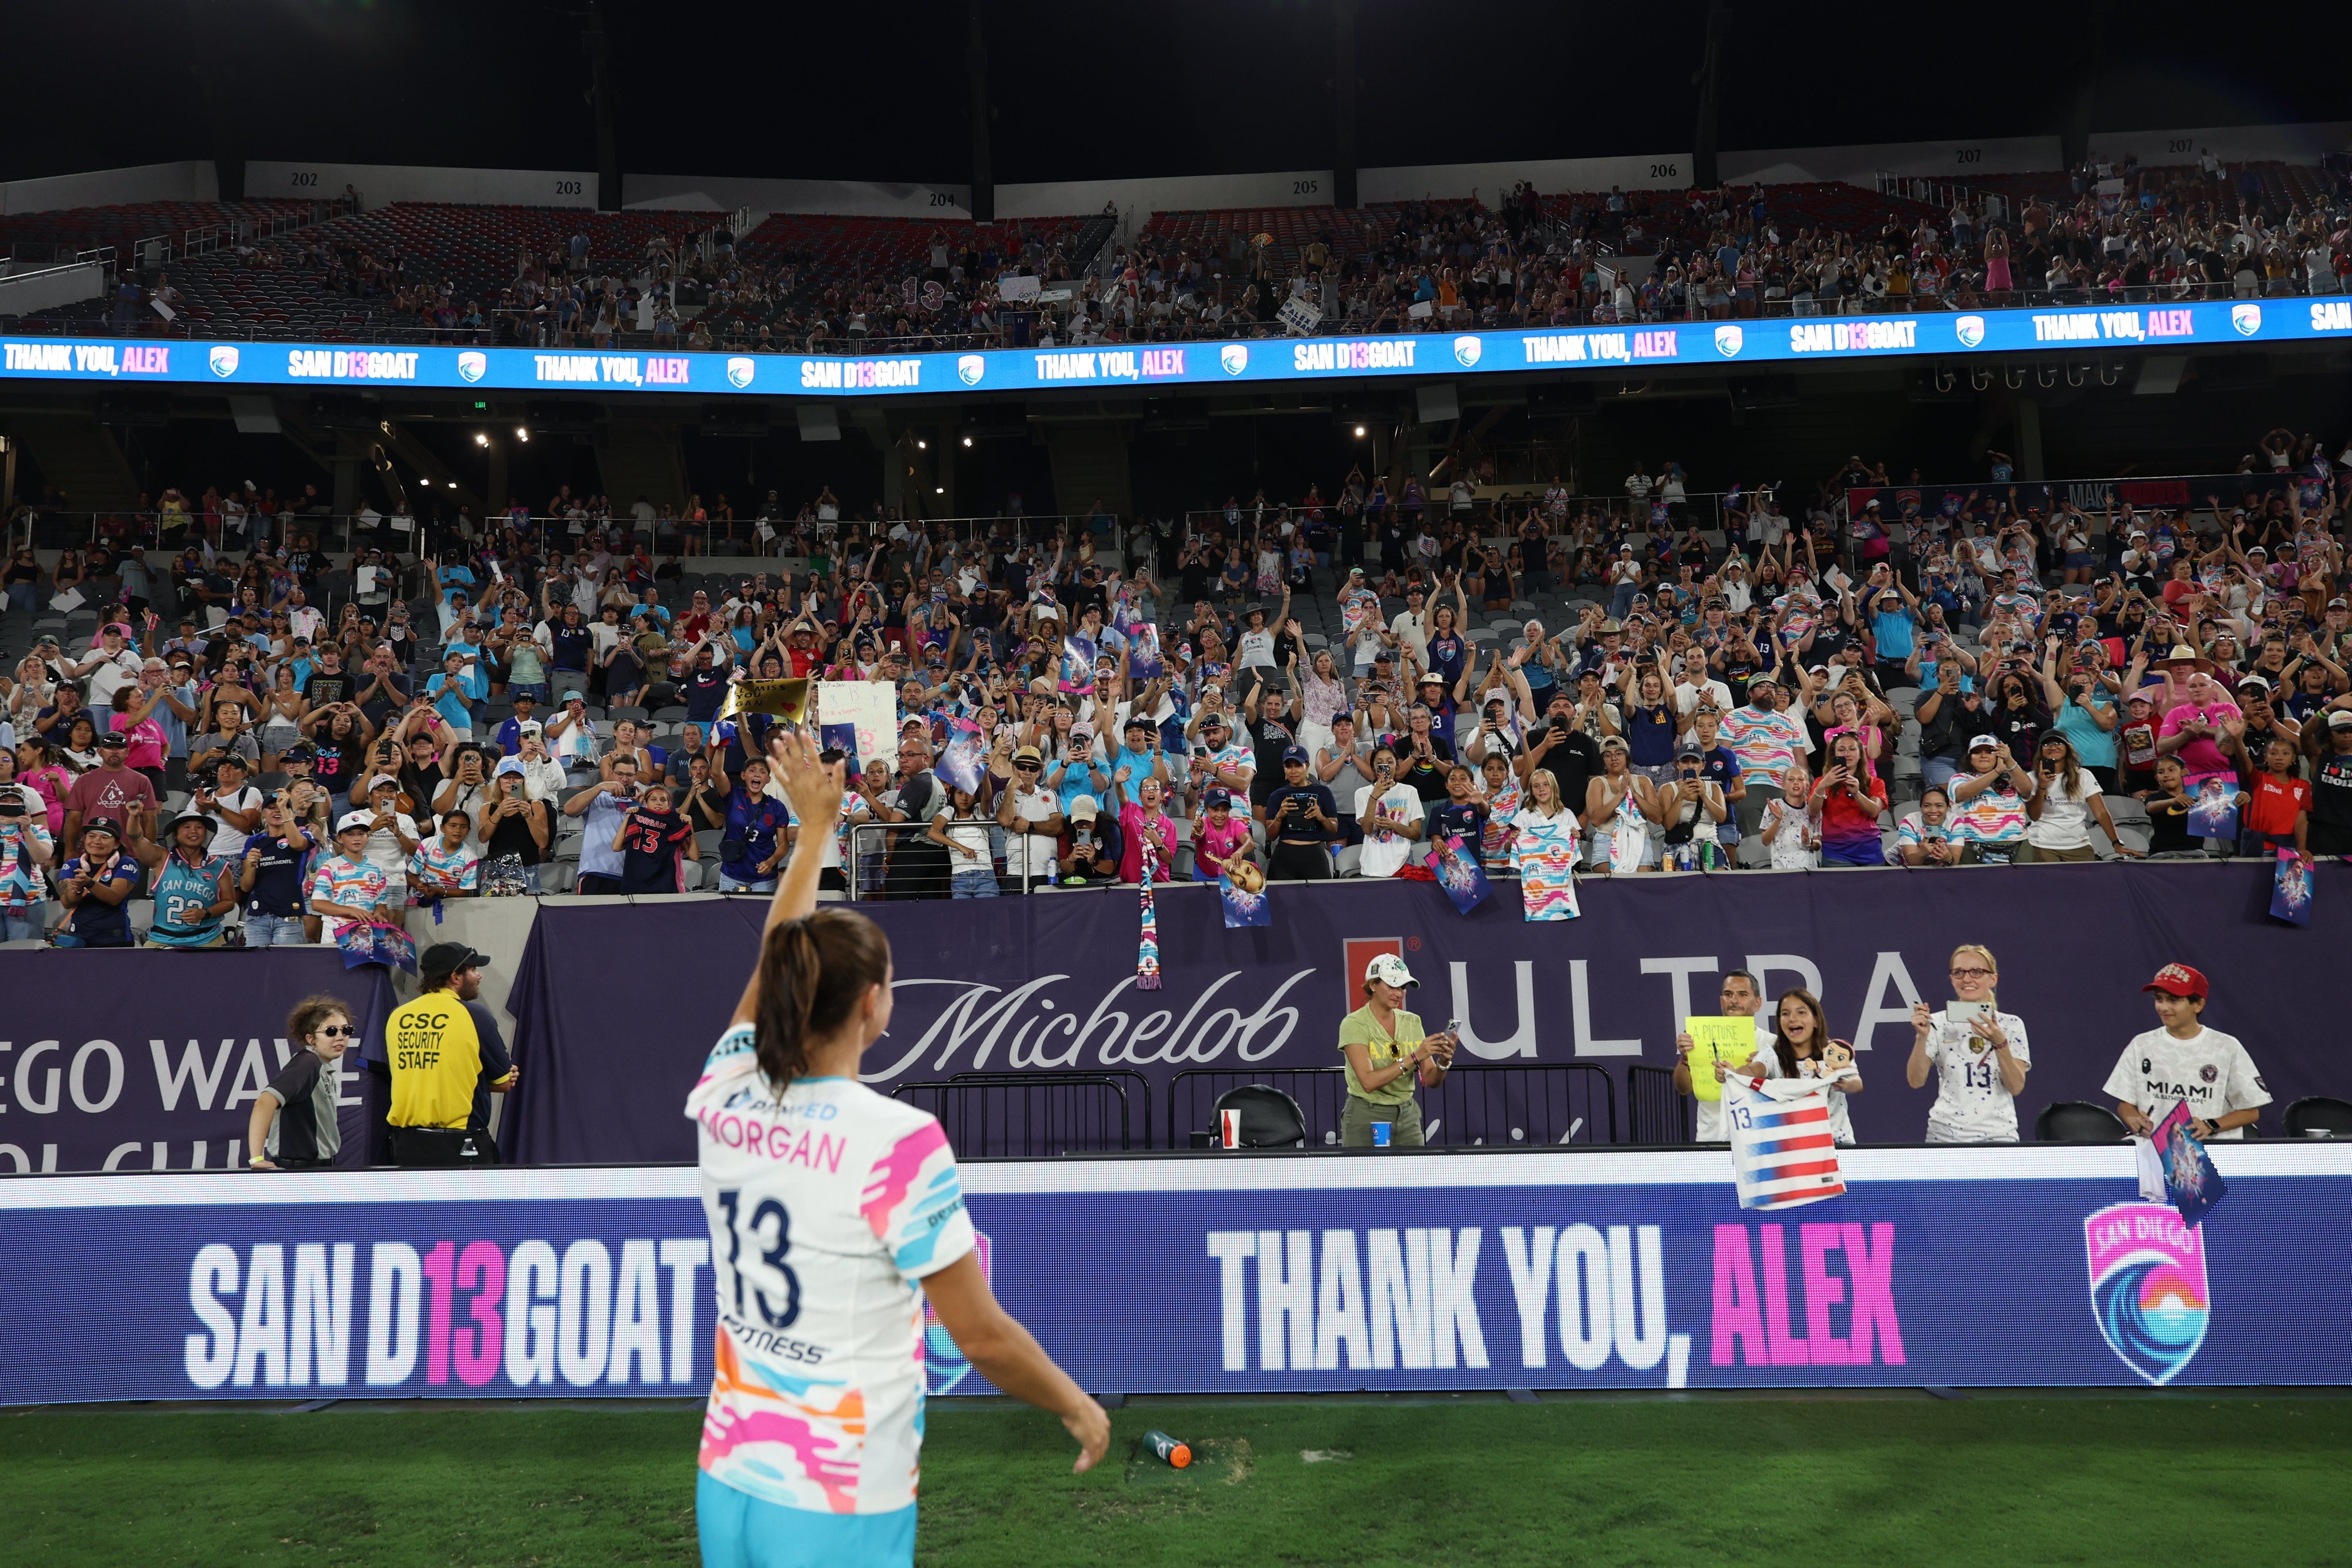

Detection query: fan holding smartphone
xmin=1903 ymin=942 xmax=2031 ymax=1144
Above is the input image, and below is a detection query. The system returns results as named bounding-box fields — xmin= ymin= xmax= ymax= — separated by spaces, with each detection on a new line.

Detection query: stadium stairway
xmin=1063 ymin=210 xmax=1119 ymax=276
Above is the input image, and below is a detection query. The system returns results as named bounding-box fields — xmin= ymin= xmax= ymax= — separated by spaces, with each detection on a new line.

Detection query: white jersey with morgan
xmin=687 ymin=1023 xmax=976 ymax=1515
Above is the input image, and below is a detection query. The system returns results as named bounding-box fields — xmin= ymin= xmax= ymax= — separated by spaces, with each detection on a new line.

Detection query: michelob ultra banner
xmin=1724 ymin=1075 xmax=1845 ymax=1210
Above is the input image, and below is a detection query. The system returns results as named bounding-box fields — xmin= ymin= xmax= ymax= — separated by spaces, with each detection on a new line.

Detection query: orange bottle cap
xmin=1169 ymin=1444 xmax=1192 ymax=1468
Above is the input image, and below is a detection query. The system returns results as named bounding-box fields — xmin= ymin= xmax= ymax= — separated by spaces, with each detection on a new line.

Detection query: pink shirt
xmin=112 ymin=713 xmax=167 ymax=772
xmin=1117 ymin=801 xmax=1174 ymax=884
xmin=2158 ymin=699 xmax=2238 ymax=777
xmin=23 ymin=765 xmax=71 ymax=836
xmin=1192 ymin=812 xmax=1252 ymax=878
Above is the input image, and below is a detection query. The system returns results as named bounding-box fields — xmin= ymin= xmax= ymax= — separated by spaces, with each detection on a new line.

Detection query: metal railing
xmin=8 ymin=267 xmax=2349 ymax=348
xmin=1625 ymin=1063 xmax=1690 ymax=1145
xmin=122 ymin=199 xmax=359 ymax=274
xmin=888 ymin=1070 xmax=1151 ymax=1158
xmin=1167 ymin=1066 xmax=1350 ymax=1148
xmin=1873 ymin=172 xmax=2011 ymax=224
xmin=1166 ymin=1062 xmax=1618 ymax=1148
xmin=5 ymin=505 xmax=1126 ymax=575
xmin=1423 ymin=1063 xmax=1616 ymax=1147
xmin=845 ymin=819 xmax=1077 ymax=902
xmin=1179 ymin=491 xmax=1740 ymax=544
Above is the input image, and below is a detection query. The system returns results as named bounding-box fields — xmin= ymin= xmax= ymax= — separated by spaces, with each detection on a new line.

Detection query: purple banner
xmin=0 ymin=952 xmax=396 ymax=1174
xmin=504 ymin=863 xmax=2346 ymax=1163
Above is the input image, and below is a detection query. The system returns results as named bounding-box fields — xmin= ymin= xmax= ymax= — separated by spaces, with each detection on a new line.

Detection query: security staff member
xmin=384 ymin=942 xmax=517 ymax=1165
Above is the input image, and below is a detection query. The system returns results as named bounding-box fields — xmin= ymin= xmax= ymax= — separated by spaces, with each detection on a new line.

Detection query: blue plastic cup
xmin=1371 ymin=1120 xmax=1393 ymax=1148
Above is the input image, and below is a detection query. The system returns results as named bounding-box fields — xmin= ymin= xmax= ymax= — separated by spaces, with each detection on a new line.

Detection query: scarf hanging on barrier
xmin=1135 ymin=836 xmax=1163 ymax=990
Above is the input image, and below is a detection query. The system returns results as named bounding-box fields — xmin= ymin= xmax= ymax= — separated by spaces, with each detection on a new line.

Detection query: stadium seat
xmin=1210 ymin=1084 xmax=1309 ymax=1148
xmin=2036 ymin=1101 xmax=2130 ymax=1143
xmin=2282 ymin=1097 xmax=2352 ymax=1139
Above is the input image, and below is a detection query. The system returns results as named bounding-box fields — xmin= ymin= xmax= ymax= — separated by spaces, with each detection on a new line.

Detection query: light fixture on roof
xmin=1354 ymin=424 xmax=1367 ymax=438
xmin=514 ymin=427 xmax=529 ymax=442
xmin=916 ymin=438 xmax=927 ymax=450
xmin=961 ymin=435 xmax=973 ymax=447
xmin=475 ymin=431 xmax=490 ymax=446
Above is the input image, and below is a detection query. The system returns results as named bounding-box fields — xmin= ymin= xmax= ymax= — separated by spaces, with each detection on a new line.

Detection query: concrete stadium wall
xmin=0 ymin=160 xmax=218 ymax=216
xmin=243 ymin=161 xmax=599 ymax=210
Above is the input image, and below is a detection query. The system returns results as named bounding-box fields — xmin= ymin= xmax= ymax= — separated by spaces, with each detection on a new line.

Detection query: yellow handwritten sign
xmin=1686 ymin=1015 xmax=1761 ymax=1102
xmin=718 ymin=676 xmax=810 ymax=724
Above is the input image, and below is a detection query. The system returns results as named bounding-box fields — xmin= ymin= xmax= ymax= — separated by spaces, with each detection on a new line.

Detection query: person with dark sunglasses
xmin=995 ymin=745 xmax=1065 ymax=892
xmin=247 ymin=994 xmax=358 ymax=1170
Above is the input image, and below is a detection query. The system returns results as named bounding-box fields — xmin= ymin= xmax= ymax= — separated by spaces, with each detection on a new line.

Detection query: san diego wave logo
xmin=726 ymin=356 xmax=756 ymax=388
xmin=2084 ymin=1202 xmax=2210 ymax=1385
xmin=956 ymin=354 xmax=985 ymax=386
xmin=1452 ymin=335 xmax=1482 ymax=368
xmin=456 ymin=351 xmax=487 ymax=383
xmin=1712 ymin=324 xmax=1743 ymax=357
xmin=1220 ymin=344 xmax=1249 ymax=376
xmin=2231 ymin=303 xmax=2262 ymax=337
xmin=1953 ymin=315 xmax=1986 ymax=349
xmin=923 ymin=1231 xmax=992 ymax=1394
xmin=207 ymin=345 xmax=239 ymax=378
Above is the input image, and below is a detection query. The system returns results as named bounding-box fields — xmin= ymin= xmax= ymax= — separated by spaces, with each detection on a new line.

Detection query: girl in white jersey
xmin=688 ymin=729 xmax=1108 ymax=1568
xmin=1731 ymin=988 xmax=1864 ymax=1145
xmin=1904 ymin=942 xmax=2032 ymax=1143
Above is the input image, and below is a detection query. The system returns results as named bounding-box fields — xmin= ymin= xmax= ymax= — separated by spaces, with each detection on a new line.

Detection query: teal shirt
xmin=2053 ymin=686 xmax=2118 ymax=769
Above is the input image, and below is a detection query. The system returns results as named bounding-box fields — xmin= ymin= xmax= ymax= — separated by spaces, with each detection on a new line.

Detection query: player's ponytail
xmin=754 ymin=908 xmax=892 ymax=1092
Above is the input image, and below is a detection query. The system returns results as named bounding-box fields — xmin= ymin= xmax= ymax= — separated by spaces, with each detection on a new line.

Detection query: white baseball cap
xmin=1364 ymin=953 xmax=1418 ymax=989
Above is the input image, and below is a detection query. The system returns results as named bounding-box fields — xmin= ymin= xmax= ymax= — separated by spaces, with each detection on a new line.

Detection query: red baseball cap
xmin=2142 ymin=963 xmax=2208 ymax=1000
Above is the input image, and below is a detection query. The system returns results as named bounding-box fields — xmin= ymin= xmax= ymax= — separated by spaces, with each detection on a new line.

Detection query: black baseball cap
xmin=419 ymin=942 xmax=491 ymax=979
xmin=94 ymin=730 xmax=129 ymax=749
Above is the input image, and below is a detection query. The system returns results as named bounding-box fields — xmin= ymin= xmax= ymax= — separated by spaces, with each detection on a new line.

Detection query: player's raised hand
xmin=768 ymin=726 xmax=842 ymax=824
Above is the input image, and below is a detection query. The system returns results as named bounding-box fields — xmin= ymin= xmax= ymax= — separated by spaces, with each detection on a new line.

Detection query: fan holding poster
xmin=2142 ymin=1099 xmax=2229 ymax=1226
xmin=1059 ymin=632 xmax=1099 ymax=697
xmin=1673 ymin=970 xmax=1774 ymax=1141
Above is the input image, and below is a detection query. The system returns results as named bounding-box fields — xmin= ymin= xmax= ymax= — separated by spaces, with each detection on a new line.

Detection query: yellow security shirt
xmin=387 ymin=992 xmax=485 ymax=1130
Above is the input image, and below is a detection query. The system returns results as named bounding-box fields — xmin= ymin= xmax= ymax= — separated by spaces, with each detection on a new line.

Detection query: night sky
xmin=12 ymin=1 xmax=2347 ymax=189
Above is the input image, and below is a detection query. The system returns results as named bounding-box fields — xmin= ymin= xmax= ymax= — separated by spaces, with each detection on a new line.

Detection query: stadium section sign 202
xmin=2 ymin=299 xmax=2343 ymax=400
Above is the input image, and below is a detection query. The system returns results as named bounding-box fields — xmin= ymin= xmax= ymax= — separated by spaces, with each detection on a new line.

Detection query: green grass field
xmin=2 ymin=1393 xmax=2347 ymax=1567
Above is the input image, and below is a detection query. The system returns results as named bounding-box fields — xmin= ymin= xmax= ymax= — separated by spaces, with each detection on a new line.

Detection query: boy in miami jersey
xmin=686 ymin=1022 xmax=974 ymax=1527
xmin=2105 ymin=962 xmax=2270 ymax=1140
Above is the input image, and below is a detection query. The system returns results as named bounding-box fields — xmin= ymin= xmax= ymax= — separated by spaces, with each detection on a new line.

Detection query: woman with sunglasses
xmin=246 ymin=994 xmax=358 ymax=1170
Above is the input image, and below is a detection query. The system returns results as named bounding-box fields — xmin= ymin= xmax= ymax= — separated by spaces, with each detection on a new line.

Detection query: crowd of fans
xmin=2 ymin=419 xmax=2350 ymax=942
xmin=276 ymin=169 xmax=2352 ymax=351
xmin=23 ymin=154 xmax=2352 ymax=355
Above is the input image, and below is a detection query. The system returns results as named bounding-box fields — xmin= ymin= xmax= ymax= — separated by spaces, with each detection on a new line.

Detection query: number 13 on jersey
xmin=715 ymin=1187 xmax=802 ymax=1329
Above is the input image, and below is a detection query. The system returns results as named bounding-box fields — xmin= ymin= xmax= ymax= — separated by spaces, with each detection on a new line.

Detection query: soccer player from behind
xmin=690 ymin=729 xmax=1106 ymax=1568
xmin=2104 ymin=963 xmax=2270 ymax=1140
